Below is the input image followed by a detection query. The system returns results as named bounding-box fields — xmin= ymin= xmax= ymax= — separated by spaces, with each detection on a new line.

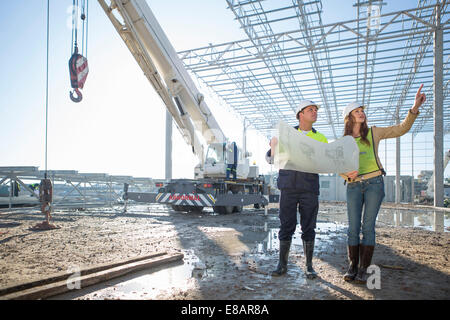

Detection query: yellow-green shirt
xmin=355 ymin=128 xmax=381 ymax=175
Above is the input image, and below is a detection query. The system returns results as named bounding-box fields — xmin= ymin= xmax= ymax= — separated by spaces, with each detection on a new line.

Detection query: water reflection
xmin=376 ymin=209 xmax=448 ymax=232
xmin=51 ymin=249 xmax=202 ymax=300
xmin=433 ymin=210 xmax=445 ymax=232
xmin=253 ymin=221 xmax=347 ymax=254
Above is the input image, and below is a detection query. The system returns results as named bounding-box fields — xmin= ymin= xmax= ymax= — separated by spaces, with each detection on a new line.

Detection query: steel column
xmin=411 ymin=133 xmax=415 ymax=204
xmin=395 ymin=133 xmax=401 ymax=204
xmin=434 ymin=3 xmax=444 ymax=207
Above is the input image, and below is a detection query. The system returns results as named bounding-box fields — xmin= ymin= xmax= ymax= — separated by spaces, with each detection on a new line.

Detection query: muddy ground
xmin=0 ymin=202 xmax=449 ymax=300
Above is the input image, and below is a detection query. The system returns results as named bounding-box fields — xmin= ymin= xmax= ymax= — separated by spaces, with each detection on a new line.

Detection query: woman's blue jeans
xmin=346 ymin=175 xmax=385 ymax=246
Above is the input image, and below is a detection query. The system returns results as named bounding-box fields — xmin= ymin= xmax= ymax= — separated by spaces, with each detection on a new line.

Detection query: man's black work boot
xmin=354 ymin=245 xmax=375 ymax=284
xmin=343 ymin=245 xmax=359 ymax=281
xmin=271 ymin=240 xmax=291 ymax=276
xmin=303 ymin=239 xmax=318 ymax=279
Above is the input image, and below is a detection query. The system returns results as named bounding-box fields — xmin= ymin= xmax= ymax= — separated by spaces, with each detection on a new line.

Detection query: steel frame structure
xmin=0 ymin=167 xmax=159 ymax=210
xmin=178 ymin=0 xmax=449 ymax=140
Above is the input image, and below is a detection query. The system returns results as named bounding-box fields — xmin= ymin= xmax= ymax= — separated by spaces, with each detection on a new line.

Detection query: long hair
xmin=344 ymin=113 xmax=370 ymax=146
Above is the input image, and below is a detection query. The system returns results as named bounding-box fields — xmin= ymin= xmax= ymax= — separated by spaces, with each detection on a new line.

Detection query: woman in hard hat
xmin=341 ymin=84 xmax=426 ymax=284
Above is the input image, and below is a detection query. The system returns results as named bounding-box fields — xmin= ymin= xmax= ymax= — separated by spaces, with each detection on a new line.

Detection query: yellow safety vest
xmin=297 ymin=127 xmax=328 ymax=144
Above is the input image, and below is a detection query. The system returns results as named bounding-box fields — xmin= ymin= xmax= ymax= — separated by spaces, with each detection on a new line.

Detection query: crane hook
xmin=70 ymin=88 xmax=83 ymax=103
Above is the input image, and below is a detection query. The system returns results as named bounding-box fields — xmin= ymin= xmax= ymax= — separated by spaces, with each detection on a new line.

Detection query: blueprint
xmin=274 ymin=121 xmax=359 ymax=174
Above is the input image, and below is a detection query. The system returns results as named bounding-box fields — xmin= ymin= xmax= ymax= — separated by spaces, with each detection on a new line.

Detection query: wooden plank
xmin=380 ymin=264 xmax=405 ymax=270
xmin=0 ymin=252 xmax=183 ymax=300
xmin=0 ymin=252 xmax=167 ymax=297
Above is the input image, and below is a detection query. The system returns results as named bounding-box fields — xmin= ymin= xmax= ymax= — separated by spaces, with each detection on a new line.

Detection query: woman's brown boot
xmin=354 ymin=245 xmax=375 ymax=284
xmin=343 ymin=245 xmax=359 ymax=281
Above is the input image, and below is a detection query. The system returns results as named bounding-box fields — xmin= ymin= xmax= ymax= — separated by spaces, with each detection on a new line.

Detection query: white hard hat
xmin=342 ymin=102 xmax=365 ymax=120
xmin=296 ymin=100 xmax=320 ymax=118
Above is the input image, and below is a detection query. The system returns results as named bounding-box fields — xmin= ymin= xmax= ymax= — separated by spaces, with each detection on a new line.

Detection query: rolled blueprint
xmin=274 ymin=121 xmax=359 ymax=174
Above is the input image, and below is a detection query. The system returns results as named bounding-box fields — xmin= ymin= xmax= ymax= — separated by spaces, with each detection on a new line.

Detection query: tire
xmin=233 ymin=191 xmax=243 ymax=213
xmin=188 ymin=206 xmax=204 ymax=213
xmin=213 ymin=206 xmax=233 ymax=215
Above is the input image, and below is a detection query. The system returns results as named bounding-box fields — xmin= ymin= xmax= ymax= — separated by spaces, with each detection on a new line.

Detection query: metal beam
xmin=434 ymin=2 xmax=444 ymax=207
xmin=177 ymin=1 xmax=449 ymax=140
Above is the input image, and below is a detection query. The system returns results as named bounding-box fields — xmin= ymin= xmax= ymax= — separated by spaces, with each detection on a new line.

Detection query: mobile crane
xmin=98 ymin=0 xmax=269 ymax=214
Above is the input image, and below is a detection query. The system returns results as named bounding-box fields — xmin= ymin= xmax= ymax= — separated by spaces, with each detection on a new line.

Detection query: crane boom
xmin=98 ymin=0 xmax=227 ymax=169
xmin=96 ymin=0 xmax=270 ymax=216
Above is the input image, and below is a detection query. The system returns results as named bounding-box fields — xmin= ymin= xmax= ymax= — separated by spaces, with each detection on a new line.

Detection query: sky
xmin=0 ymin=0 xmax=448 ymax=180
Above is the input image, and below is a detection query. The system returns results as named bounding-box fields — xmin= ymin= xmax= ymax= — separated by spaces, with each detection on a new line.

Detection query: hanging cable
xmin=84 ymin=0 xmax=89 ymax=58
xmin=45 ymin=0 xmax=50 ymax=178
xmin=81 ymin=0 xmax=86 ymax=57
xmin=31 ymin=0 xmax=58 ymax=231
xmin=71 ymin=1 xmax=74 ymax=56
xmin=72 ymin=0 xmax=78 ymax=54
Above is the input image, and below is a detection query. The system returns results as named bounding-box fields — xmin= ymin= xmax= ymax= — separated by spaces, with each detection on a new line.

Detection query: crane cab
xmin=198 ymin=142 xmax=250 ymax=180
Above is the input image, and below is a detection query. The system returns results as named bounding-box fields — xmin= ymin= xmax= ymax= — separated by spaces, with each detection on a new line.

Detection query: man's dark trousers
xmin=278 ymin=189 xmax=319 ymax=242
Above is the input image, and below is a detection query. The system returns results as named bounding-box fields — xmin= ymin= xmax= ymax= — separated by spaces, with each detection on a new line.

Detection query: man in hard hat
xmin=266 ymin=100 xmax=328 ymax=279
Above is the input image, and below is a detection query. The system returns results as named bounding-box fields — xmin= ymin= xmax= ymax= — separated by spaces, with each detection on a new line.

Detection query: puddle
xmin=251 ymin=221 xmax=347 ymax=255
xmin=317 ymin=203 xmax=449 ymax=233
xmin=376 ymin=209 xmax=449 ymax=232
xmin=242 ymin=221 xmax=347 ymax=284
xmin=50 ymin=249 xmax=204 ymax=300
